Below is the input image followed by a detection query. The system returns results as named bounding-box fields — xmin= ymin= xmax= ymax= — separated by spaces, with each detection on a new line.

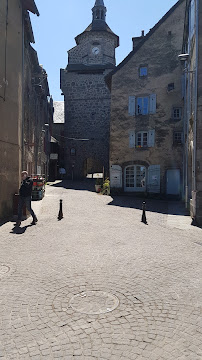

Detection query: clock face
xmin=92 ymin=47 xmax=100 ymax=55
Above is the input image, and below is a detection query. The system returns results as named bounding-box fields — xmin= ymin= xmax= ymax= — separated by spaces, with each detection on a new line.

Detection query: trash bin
xmin=13 ymin=194 xmax=29 ymax=221
xmin=32 ymin=175 xmax=45 ymax=200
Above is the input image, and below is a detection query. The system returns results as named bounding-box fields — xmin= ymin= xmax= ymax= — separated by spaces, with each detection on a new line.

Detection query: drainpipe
xmin=193 ymin=0 xmax=199 ymax=194
xmin=21 ymin=7 xmax=25 ymax=171
xmin=183 ymin=70 xmax=188 ymax=207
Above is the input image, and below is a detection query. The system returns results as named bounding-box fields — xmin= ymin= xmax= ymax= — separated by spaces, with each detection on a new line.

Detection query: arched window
xmin=124 ymin=165 xmax=146 ymax=192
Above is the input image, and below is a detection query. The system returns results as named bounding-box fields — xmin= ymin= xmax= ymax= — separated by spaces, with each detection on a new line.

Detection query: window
xmin=135 ymin=130 xmax=155 ymax=148
xmin=140 ymin=67 xmax=148 ymax=77
xmin=136 ymin=166 xmax=146 ymax=188
xmin=174 ymin=132 xmax=183 ymax=144
xmin=173 ymin=108 xmax=182 ymax=120
xmin=167 ymin=83 xmax=174 ymax=92
xmin=137 ymin=131 xmax=148 ymax=147
xmin=137 ymin=97 xmax=149 ymax=115
xmin=70 ymin=148 xmax=76 ymax=156
xmin=125 ymin=165 xmax=146 ymax=191
xmin=128 ymin=94 xmax=156 ymax=116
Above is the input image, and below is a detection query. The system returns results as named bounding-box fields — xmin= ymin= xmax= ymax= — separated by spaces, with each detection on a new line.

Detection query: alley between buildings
xmin=0 ymin=181 xmax=201 ymax=360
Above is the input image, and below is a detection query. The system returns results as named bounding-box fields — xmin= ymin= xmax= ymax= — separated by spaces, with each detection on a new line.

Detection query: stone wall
xmin=0 ymin=0 xmax=23 ymax=218
xmin=110 ymin=0 xmax=186 ymax=195
xmin=68 ymin=32 xmax=116 ymax=66
xmin=61 ymin=68 xmax=111 ymax=178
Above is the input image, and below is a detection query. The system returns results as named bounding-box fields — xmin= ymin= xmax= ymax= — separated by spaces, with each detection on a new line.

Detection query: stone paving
xmin=0 ymin=180 xmax=202 ymax=360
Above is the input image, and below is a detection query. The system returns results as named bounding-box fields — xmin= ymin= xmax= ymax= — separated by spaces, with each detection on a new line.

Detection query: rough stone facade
xmin=182 ymin=0 xmax=202 ymax=225
xmin=0 ymin=0 xmax=39 ymax=219
xmin=61 ymin=1 xmax=119 ymax=179
xmin=0 ymin=0 xmax=53 ymax=219
xmin=108 ymin=0 xmax=186 ymax=197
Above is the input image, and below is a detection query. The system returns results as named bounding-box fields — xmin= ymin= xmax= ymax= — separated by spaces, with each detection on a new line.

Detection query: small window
xmin=70 ymin=148 xmax=76 ymax=156
xmin=167 ymin=83 xmax=175 ymax=92
xmin=174 ymin=132 xmax=183 ymax=144
xmin=140 ymin=67 xmax=148 ymax=77
xmin=173 ymin=107 xmax=182 ymax=120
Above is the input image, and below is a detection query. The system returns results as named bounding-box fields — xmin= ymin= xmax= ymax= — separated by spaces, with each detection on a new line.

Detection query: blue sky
xmin=31 ymin=0 xmax=179 ymax=101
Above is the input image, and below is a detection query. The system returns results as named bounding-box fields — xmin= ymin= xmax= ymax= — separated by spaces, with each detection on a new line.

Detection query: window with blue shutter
xmin=128 ymin=96 xmax=136 ymax=116
xmin=149 ymin=94 xmax=156 ymax=114
xmin=129 ymin=130 xmax=135 ymax=148
xmin=148 ymin=130 xmax=155 ymax=147
xmin=135 ymin=130 xmax=155 ymax=148
xmin=135 ymin=94 xmax=156 ymax=115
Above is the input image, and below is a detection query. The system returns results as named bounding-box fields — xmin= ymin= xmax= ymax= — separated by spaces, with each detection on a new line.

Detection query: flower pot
xmin=95 ymin=185 xmax=102 ymax=193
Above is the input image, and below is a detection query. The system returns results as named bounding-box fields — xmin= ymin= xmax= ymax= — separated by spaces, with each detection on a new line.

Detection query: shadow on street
xmin=49 ymin=180 xmax=190 ymax=217
xmin=10 ymin=224 xmax=33 ymax=235
xmin=48 ymin=179 xmax=96 ymax=192
xmin=107 ymin=196 xmax=190 ymax=216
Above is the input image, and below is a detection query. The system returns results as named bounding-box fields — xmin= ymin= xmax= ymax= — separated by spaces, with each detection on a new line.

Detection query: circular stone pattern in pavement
xmin=0 ymin=265 xmax=10 ymax=277
xmin=69 ymin=291 xmax=119 ymax=315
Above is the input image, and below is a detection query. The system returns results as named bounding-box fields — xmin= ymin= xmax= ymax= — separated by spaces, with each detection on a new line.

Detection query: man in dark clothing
xmin=16 ymin=171 xmax=38 ymax=227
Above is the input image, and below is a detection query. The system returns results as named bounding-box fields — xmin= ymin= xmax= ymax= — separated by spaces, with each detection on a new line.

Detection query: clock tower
xmin=60 ymin=0 xmax=119 ymax=179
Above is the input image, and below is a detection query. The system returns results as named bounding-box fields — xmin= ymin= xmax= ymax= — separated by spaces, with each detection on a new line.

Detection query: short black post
xmin=141 ymin=201 xmax=147 ymax=224
xmin=58 ymin=199 xmax=63 ymax=220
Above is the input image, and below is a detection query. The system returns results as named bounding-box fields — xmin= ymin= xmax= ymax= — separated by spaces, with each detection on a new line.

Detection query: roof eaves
xmin=22 ymin=0 xmax=40 ymax=16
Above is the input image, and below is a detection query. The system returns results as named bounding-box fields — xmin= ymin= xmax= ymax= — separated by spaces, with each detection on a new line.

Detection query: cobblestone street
xmin=0 ymin=180 xmax=202 ymax=360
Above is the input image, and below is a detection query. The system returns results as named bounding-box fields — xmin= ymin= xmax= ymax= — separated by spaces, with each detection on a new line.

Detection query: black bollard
xmin=141 ymin=201 xmax=147 ymax=224
xmin=58 ymin=199 xmax=63 ymax=220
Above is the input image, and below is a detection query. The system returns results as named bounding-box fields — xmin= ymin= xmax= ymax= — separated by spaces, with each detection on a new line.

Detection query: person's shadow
xmin=10 ymin=224 xmax=33 ymax=234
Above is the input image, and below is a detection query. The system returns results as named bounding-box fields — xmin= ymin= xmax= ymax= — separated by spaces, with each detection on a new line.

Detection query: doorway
xmin=166 ymin=169 xmax=180 ymax=195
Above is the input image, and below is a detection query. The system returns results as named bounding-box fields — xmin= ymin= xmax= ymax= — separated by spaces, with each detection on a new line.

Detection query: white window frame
xmin=136 ymin=130 xmax=155 ymax=148
xmin=124 ymin=165 xmax=147 ymax=192
xmin=136 ymin=131 xmax=148 ymax=147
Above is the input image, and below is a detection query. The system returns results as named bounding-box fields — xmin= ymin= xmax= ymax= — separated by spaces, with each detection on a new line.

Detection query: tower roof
xmin=94 ymin=0 xmax=105 ymax=5
xmin=75 ymin=0 xmax=119 ymax=47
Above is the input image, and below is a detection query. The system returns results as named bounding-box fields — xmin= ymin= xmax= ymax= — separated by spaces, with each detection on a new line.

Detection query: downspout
xmin=193 ymin=0 xmax=199 ymax=193
xmin=184 ymin=71 xmax=188 ymax=207
xmin=21 ymin=6 xmax=25 ymax=171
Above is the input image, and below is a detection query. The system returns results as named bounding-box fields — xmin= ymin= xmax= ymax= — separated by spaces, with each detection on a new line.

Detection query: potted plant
xmin=101 ymin=178 xmax=110 ymax=195
xmin=95 ymin=177 xmax=103 ymax=193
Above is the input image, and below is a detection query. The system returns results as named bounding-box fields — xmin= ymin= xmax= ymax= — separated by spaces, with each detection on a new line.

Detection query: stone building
xmin=0 ymin=0 xmax=53 ymax=219
xmin=107 ymin=0 xmax=186 ymax=197
xmin=49 ymin=101 xmax=65 ymax=180
xmin=61 ymin=0 xmax=119 ymax=179
xmin=23 ymin=42 xmax=53 ymax=178
xmin=180 ymin=0 xmax=202 ymax=225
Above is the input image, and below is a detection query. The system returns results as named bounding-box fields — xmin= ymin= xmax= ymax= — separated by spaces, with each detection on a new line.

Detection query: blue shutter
xmin=129 ymin=130 xmax=135 ymax=148
xmin=147 ymin=165 xmax=160 ymax=193
xmin=128 ymin=96 xmax=136 ymax=116
xmin=148 ymin=130 xmax=155 ymax=147
xmin=149 ymin=94 xmax=156 ymax=114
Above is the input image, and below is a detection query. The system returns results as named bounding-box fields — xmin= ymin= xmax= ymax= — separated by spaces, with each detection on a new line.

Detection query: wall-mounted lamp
xmin=178 ymin=53 xmax=189 ymax=61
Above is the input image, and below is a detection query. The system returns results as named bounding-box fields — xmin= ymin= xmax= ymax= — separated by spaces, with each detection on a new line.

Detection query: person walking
xmin=16 ymin=171 xmax=38 ymax=227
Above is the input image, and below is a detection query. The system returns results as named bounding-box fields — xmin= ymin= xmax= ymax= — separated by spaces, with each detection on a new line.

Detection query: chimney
xmin=132 ymin=30 xmax=145 ymax=50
